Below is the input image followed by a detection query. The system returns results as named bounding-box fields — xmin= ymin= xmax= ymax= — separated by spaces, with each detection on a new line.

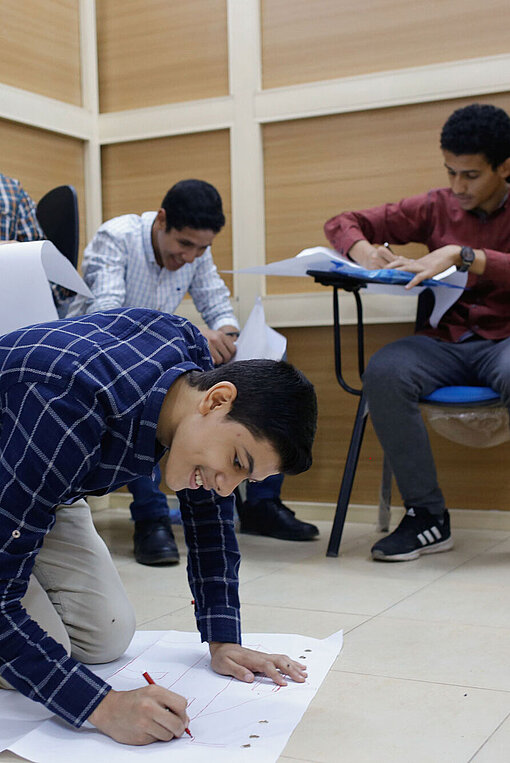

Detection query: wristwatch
xmin=457 ymin=246 xmax=475 ymax=272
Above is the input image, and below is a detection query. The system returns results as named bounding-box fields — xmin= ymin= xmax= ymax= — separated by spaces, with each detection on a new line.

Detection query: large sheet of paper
xmin=0 ymin=241 xmax=92 ymax=335
xmin=6 ymin=629 xmax=343 ymax=763
xmin=229 ymin=246 xmax=468 ymax=328
xmin=234 ymin=297 xmax=287 ymax=361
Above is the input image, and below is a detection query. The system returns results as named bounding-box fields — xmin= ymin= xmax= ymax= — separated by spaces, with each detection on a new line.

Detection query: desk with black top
xmin=306 ymin=269 xmax=384 ymax=557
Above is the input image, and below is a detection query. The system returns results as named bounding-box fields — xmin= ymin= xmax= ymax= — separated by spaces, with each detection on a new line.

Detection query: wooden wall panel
xmin=262 ymin=0 xmax=510 ymax=89
xmin=0 ymin=118 xmax=86 ymax=247
xmin=0 ymin=0 xmax=81 ymax=105
xmin=100 ymin=130 xmax=233 ymax=292
xmin=280 ymin=324 xmax=510 ymax=511
xmin=96 ymin=0 xmax=229 ymax=113
xmin=263 ymin=93 xmax=510 ymax=295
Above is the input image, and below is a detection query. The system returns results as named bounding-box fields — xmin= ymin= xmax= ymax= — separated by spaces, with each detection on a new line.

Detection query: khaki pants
xmin=0 ymin=499 xmax=136 ymax=689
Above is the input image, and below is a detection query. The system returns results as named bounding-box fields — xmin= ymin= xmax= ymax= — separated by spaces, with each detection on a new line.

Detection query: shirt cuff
xmin=196 ymin=606 xmax=242 ymax=645
xmin=210 ymin=317 xmax=240 ymax=332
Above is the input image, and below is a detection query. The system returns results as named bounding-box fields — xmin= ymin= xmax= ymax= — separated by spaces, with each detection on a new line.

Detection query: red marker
xmin=142 ymin=671 xmax=193 ymax=738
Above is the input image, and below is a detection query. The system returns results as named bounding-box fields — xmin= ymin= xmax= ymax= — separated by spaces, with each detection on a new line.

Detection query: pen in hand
xmin=142 ymin=671 xmax=193 ymax=738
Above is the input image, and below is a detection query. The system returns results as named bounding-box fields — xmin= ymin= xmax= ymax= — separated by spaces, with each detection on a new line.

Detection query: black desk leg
xmin=327 ymin=393 xmax=369 ymax=557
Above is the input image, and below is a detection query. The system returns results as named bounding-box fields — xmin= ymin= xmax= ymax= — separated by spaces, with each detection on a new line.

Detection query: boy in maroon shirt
xmin=325 ymin=103 xmax=510 ymax=561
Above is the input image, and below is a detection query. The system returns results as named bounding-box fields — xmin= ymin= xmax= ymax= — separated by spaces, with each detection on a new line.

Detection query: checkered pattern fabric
xmin=0 ymin=308 xmax=240 ymax=725
xmin=0 ymin=172 xmax=43 ymax=242
xmin=67 ymin=211 xmax=239 ymax=331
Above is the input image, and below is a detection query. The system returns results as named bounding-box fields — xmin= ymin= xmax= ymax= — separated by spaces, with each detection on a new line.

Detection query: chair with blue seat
xmin=377 ymin=288 xmax=504 ymax=532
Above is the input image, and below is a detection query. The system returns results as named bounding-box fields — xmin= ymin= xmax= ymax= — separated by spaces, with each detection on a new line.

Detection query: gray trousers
xmin=363 ymin=335 xmax=510 ymax=516
xmin=0 ymin=499 xmax=136 ymax=690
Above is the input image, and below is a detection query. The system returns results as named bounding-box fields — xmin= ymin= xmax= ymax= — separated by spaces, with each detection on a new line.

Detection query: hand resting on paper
xmin=385 ymin=244 xmax=486 ymax=289
xmin=201 ymin=326 xmax=238 ymax=365
xmin=209 ymin=642 xmax=308 ymax=686
xmin=88 ymin=685 xmax=189 ymax=745
xmin=347 ymin=240 xmax=397 ymax=269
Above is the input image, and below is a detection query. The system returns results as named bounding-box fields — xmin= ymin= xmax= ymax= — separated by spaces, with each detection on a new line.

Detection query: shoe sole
xmin=135 ymin=553 xmax=180 ymax=566
xmin=240 ymin=527 xmax=319 ymax=541
xmin=371 ymin=536 xmax=454 ymax=562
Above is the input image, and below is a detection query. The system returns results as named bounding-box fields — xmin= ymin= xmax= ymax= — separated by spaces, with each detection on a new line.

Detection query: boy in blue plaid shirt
xmin=0 ymin=307 xmax=316 ymax=745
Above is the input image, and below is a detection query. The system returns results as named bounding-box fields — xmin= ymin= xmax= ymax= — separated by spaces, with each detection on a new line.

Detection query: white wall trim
xmin=79 ymin=0 xmax=103 ymax=241
xmin=227 ymin=0 xmax=267 ymax=324
xmin=255 ymin=53 xmax=510 ymax=124
xmin=0 ymin=82 xmax=94 ymax=140
xmin=97 ymin=96 xmax=235 ymax=144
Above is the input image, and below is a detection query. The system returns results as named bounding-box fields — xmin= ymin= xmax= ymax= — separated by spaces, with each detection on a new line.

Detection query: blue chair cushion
xmin=422 ymin=385 xmax=500 ymax=405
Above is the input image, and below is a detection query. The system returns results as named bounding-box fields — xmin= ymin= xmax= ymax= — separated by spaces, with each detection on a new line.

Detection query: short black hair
xmin=160 ymin=179 xmax=225 ymax=233
xmin=187 ymin=360 xmax=317 ymax=476
xmin=440 ymin=104 xmax=510 ymax=169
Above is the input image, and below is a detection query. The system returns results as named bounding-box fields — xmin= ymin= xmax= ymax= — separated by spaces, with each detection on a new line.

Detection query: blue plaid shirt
xmin=0 ymin=308 xmax=240 ymax=727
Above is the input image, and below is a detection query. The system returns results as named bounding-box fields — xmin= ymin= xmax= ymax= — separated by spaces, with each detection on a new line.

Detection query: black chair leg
xmin=327 ymin=394 xmax=369 ymax=557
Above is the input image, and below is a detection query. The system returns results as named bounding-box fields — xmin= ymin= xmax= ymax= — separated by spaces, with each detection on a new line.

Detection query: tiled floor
xmin=3 ymin=507 xmax=510 ymax=762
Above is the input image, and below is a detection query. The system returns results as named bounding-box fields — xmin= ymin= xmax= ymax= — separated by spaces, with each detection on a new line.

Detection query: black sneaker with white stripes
xmin=371 ymin=507 xmax=453 ymax=562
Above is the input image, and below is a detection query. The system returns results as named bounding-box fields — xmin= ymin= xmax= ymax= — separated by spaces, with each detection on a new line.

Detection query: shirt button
xmin=12 ymin=529 xmax=20 ymax=538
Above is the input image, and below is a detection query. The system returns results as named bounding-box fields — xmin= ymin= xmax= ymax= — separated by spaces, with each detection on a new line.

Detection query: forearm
xmin=0 ymin=593 xmax=109 ymax=725
xmin=178 ymin=488 xmax=241 ymax=644
xmin=348 ymin=239 xmax=379 ymax=268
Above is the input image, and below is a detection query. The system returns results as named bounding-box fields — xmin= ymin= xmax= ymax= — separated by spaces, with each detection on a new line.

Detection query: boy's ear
xmin=155 ymin=208 xmax=167 ymax=230
xmin=497 ymin=157 xmax=510 ymax=179
xmin=198 ymin=381 xmax=238 ymax=415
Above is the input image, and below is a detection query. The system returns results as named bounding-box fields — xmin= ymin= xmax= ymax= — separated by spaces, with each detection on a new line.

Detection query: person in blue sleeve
xmin=0 ymin=307 xmax=317 ymax=745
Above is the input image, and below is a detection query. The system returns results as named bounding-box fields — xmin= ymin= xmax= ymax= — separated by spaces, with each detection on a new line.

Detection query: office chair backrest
xmin=36 ymin=185 xmax=79 ymax=269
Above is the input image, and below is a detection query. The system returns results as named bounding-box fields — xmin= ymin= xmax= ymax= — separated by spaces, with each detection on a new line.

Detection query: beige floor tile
xmin=386 ymin=536 xmax=510 ymax=629
xmin=238 ymin=553 xmax=447 ymax=617
xmin=282 ymin=672 xmax=510 ymax=763
xmin=472 ymin=712 xmax=510 ymax=761
xmin=338 ymin=616 xmax=510 ymax=691
xmin=145 ymin=603 xmax=365 ymax=640
xmin=134 ymin=592 xmax=194 ymax=626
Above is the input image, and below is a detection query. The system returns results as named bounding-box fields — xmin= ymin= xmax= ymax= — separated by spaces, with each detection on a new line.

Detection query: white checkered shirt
xmin=67 ymin=211 xmax=239 ymax=331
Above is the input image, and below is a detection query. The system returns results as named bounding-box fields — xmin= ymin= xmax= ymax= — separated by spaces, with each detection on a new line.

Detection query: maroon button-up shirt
xmin=324 ymin=187 xmax=510 ymax=342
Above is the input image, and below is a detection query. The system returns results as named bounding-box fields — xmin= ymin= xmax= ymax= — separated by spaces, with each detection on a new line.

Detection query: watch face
xmin=459 ymin=247 xmax=475 ymax=272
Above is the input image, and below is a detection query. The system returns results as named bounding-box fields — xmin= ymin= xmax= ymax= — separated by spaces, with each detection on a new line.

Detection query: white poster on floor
xmin=5 ymin=629 xmax=343 ymax=763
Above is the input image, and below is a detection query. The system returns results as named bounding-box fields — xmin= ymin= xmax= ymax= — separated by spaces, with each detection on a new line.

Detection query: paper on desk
xmin=234 ymin=296 xmax=287 ymax=361
xmin=0 ymin=240 xmax=92 ymax=335
xmin=229 ymin=246 xmax=468 ymax=328
xmin=8 ymin=629 xmax=343 ymax=763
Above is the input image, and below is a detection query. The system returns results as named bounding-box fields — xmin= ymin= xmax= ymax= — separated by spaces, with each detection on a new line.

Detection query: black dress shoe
xmin=133 ymin=516 xmax=180 ymax=565
xmin=238 ymin=498 xmax=319 ymax=541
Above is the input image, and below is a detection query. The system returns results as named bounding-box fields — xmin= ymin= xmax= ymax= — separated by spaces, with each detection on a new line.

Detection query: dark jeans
xmin=129 ymin=464 xmax=169 ymax=522
xmin=129 ymin=466 xmax=284 ymax=521
xmin=363 ymin=335 xmax=510 ymax=516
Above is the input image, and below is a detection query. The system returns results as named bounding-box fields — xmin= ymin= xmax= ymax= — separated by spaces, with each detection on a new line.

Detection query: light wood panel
xmin=100 ymin=130 xmax=233 ymax=292
xmin=0 ymin=118 xmax=86 ymax=248
xmin=280 ymin=324 xmax=510 ymax=511
xmin=0 ymin=0 xmax=81 ymax=105
xmin=263 ymin=93 xmax=510 ymax=295
xmin=96 ymin=0 xmax=229 ymax=113
xmin=262 ymin=0 xmax=510 ymax=89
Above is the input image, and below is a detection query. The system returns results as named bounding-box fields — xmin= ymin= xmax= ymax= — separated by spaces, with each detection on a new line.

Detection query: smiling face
xmin=442 ymin=150 xmax=510 ymax=214
xmin=158 ymin=379 xmax=281 ymax=497
xmin=151 ymin=209 xmax=215 ymax=272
